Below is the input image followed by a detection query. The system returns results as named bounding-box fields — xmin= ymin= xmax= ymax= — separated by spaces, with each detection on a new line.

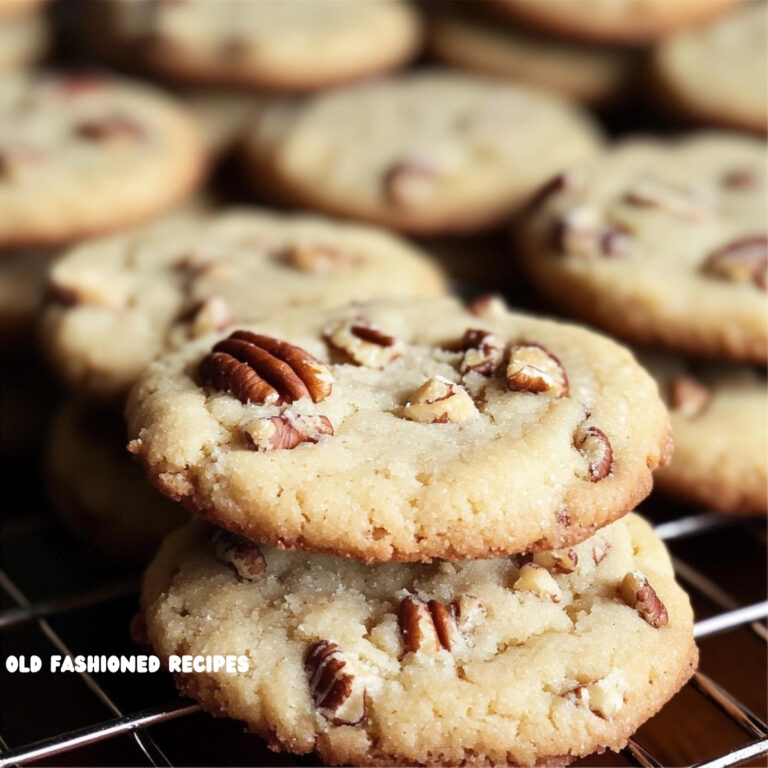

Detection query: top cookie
xmin=516 ymin=133 xmax=768 ymax=363
xmin=126 ymin=297 xmax=672 ymax=563
xmin=650 ymin=2 xmax=767 ymax=135
xmin=42 ymin=208 xmax=447 ymax=400
xmin=485 ymin=0 xmax=740 ymax=45
xmin=242 ymin=71 xmax=602 ymax=235
xmin=86 ymin=0 xmax=421 ymax=91
xmin=0 ymin=72 xmax=204 ymax=248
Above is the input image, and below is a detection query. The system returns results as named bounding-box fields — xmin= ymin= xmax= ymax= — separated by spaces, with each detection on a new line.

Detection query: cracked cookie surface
xmin=136 ymin=513 xmax=697 ymax=766
xmin=126 ymin=297 xmax=671 ymax=562
xmin=516 ymin=134 xmax=768 ymax=363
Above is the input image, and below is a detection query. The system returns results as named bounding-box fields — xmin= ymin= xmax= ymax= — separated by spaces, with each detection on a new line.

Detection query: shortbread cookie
xmin=650 ymin=3 xmax=767 ymax=135
xmin=485 ymin=0 xmax=739 ymax=45
xmin=242 ymin=71 xmax=602 ymax=235
xmin=0 ymin=248 xmax=55 ymax=345
xmin=427 ymin=4 xmax=637 ymax=105
xmin=642 ymin=353 xmax=767 ymax=515
xmin=42 ymin=209 xmax=447 ymax=401
xmin=86 ymin=0 xmax=421 ymax=91
xmin=136 ymin=513 xmax=697 ymax=766
xmin=517 ymin=134 xmax=767 ymax=362
xmin=0 ymin=10 xmax=48 ymax=73
xmin=46 ymin=400 xmax=187 ymax=561
xmin=126 ymin=298 xmax=671 ymax=562
xmin=0 ymin=71 xmax=204 ymax=248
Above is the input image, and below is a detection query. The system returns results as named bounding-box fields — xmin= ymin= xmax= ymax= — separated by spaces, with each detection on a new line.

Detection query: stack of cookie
xmin=127 ymin=295 xmax=697 ymax=765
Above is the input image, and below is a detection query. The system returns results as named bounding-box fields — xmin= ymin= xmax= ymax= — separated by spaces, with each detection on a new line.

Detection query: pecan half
xmin=459 ymin=328 xmax=505 ymax=376
xmin=243 ymin=414 xmax=333 ymax=451
xmin=199 ymin=331 xmax=333 ymax=405
xmin=402 ymin=376 xmax=478 ymax=424
xmin=533 ymin=547 xmax=578 ymax=573
xmin=384 ymin=160 xmax=436 ymax=208
xmin=305 ymin=640 xmax=364 ymax=724
xmin=620 ymin=571 xmax=668 ymax=628
xmin=668 ymin=375 xmax=710 ymax=418
xmin=625 ymin=179 xmax=708 ymax=221
xmin=573 ymin=424 xmax=613 ymax=481
xmin=325 ymin=319 xmax=403 ymax=368
xmin=702 ymin=236 xmax=767 ymax=290
xmin=75 ymin=114 xmax=145 ymax=142
xmin=506 ymin=343 xmax=569 ymax=397
xmin=514 ymin=563 xmax=561 ymax=602
xmin=211 ymin=529 xmax=266 ymax=581
xmin=398 ymin=596 xmax=459 ymax=655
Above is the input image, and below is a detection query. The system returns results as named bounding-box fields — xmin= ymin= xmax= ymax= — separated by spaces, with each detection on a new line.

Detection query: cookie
xmin=86 ymin=0 xmax=421 ymax=92
xmin=427 ymin=3 xmax=637 ymax=105
xmin=243 ymin=71 xmax=602 ymax=235
xmin=42 ymin=208 xmax=447 ymax=401
xmin=0 ymin=9 xmax=48 ymax=73
xmin=136 ymin=513 xmax=697 ymax=766
xmin=125 ymin=297 xmax=671 ymax=563
xmin=45 ymin=400 xmax=188 ymax=561
xmin=516 ymin=133 xmax=767 ymax=363
xmin=0 ymin=71 xmax=205 ymax=249
xmin=642 ymin=353 xmax=767 ymax=515
xmin=0 ymin=0 xmax=46 ymax=21
xmin=0 ymin=248 xmax=55 ymax=346
xmin=484 ymin=0 xmax=740 ymax=45
xmin=649 ymin=2 xmax=767 ymax=135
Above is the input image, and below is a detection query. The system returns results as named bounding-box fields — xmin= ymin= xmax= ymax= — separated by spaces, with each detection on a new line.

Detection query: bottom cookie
xmin=136 ymin=513 xmax=697 ymax=766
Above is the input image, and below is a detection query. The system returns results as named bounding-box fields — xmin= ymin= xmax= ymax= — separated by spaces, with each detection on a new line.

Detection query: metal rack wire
xmin=0 ymin=509 xmax=765 ymax=768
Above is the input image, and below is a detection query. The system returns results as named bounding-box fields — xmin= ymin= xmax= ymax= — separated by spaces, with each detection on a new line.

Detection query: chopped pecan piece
xmin=398 ymin=596 xmax=441 ymax=655
xmin=515 ymin=563 xmax=561 ymax=602
xmin=668 ymin=375 xmax=710 ymax=417
xmin=533 ymin=547 xmax=578 ymax=573
xmin=702 ymin=236 xmax=767 ymax=290
xmin=187 ymin=296 xmax=232 ymax=337
xmin=284 ymin=244 xmax=355 ymax=273
xmin=591 ymin=538 xmax=611 ymax=565
xmin=450 ymin=594 xmax=486 ymax=636
xmin=567 ymin=673 xmax=627 ymax=719
xmin=466 ymin=294 xmax=507 ymax=318
xmin=722 ymin=167 xmax=760 ymax=189
xmin=459 ymin=329 xmax=505 ymax=376
xmin=243 ymin=414 xmax=333 ymax=451
xmin=75 ymin=114 xmax=145 ymax=142
xmin=625 ymin=179 xmax=708 ymax=221
xmin=620 ymin=571 xmax=668 ymax=628
xmin=506 ymin=343 xmax=569 ymax=397
xmin=199 ymin=330 xmax=333 ymax=405
xmin=599 ymin=224 xmax=632 ymax=257
xmin=530 ymin=170 xmax=582 ymax=210
xmin=402 ymin=376 xmax=478 ymax=424
xmin=325 ymin=319 xmax=403 ymax=368
xmin=556 ymin=206 xmax=602 ymax=256
xmin=384 ymin=160 xmax=436 ymax=208
xmin=573 ymin=424 xmax=613 ymax=481
xmin=211 ymin=529 xmax=266 ymax=581
xmin=305 ymin=640 xmax=364 ymax=724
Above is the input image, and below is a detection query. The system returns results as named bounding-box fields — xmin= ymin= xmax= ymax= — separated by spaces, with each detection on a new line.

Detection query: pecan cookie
xmin=242 ymin=71 xmax=602 ymax=235
xmin=516 ymin=134 xmax=768 ymax=363
xmin=0 ymin=71 xmax=204 ymax=248
xmin=136 ymin=513 xmax=697 ymax=766
xmin=649 ymin=3 xmax=767 ymax=135
xmin=125 ymin=298 xmax=671 ymax=562
xmin=642 ymin=353 xmax=767 ymax=515
xmin=84 ymin=0 xmax=421 ymax=91
xmin=0 ymin=8 xmax=47 ymax=73
xmin=45 ymin=400 xmax=187 ymax=561
xmin=42 ymin=209 xmax=446 ymax=401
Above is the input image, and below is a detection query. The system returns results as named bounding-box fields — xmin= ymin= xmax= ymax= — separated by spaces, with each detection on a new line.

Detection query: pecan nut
xmin=186 ymin=296 xmax=233 ymax=338
xmin=591 ymin=537 xmax=611 ymax=566
xmin=384 ymin=160 xmax=436 ymax=208
xmin=75 ymin=114 xmax=145 ymax=142
xmin=573 ymin=424 xmax=613 ymax=481
xmin=625 ymin=179 xmax=708 ymax=221
xmin=668 ymin=375 xmax=710 ymax=417
xmin=702 ymin=236 xmax=767 ymax=290
xmin=243 ymin=414 xmax=333 ymax=451
xmin=506 ymin=343 xmax=569 ymax=397
xmin=533 ymin=547 xmax=578 ymax=573
xmin=284 ymin=244 xmax=355 ymax=273
xmin=466 ymin=294 xmax=507 ymax=318
xmin=211 ymin=529 xmax=266 ymax=581
xmin=514 ymin=563 xmax=561 ymax=603
xmin=305 ymin=640 xmax=364 ymax=725
xmin=620 ymin=571 xmax=668 ymax=628
xmin=402 ymin=376 xmax=478 ymax=423
xmin=459 ymin=328 xmax=505 ymax=376
xmin=567 ymin=673 xmax=627 ymax=719
xmin=325 ymin=319 xmax=403 ymax=368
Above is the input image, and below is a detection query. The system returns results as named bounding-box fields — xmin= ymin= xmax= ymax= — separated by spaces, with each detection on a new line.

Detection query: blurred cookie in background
xmin=642 ymin=353 xmax=767 ymax=515
xmin=484 ymin=0 xmax=740 ymax=45
xmin=649 ymin=2 xmax=767 ymax=135
xmin=0 ymin=6 xmax=48 ymax=73
xmin=427 ymin=2 xmax=638 ymax=105
xmin=516 ymin=133 xmax=767 ymax=362
xmin=45 ymin=400 xmax=188 ymax=561
xmin=84 ymin=0 xmax=422 ymax=91
xmin=0 ymin=0 xmax=47 ymax=20
xmin=243 ymin=71 xmax=602 ymax=235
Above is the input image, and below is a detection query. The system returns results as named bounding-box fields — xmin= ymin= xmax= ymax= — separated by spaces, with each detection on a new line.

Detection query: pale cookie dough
xmin=516 ymin=134 xmax=768 ymax=363
xmin=42 ymin=209 xmax=447 ymax=401
xmin=485 ymin=0 xmax=739 ymax=45
xmin=125 ymin=297 xmax=672 ymax=563
xmin=427 ymin=4 xmax=637 ymax=105
xmin=136 ymin=513 xmax=698 ymax=766
xmin=0 ymin=9 xmax=48 ymax=73
xmin=642 ymin=353 xmax=767 ymax=515
xmin=46 ymin=400 xmax=188 ymax=561
xmin=650 ymin=2 xmax=767 ymax=135
xmin=242 ymin=71 xmax=602 ymax=235
xmin=86 ymin=0 xmax=421 ymax=91
xmin=0 ymin=71 xmax=204 ymax=248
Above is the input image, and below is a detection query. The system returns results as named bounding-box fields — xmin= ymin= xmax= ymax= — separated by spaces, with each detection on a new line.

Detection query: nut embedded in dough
xmin=514 ymin=562 xmax=562 ymax=602
xmin=401 ymin=376 xmax=478 ymax=424
xmin=459 ymin=328 xmax=505 ymax=376
xmin=242 ymin=414 xmax=333 ymax=452
xmin=506 ymin=343 xmax=569 ymax=397
xmin=668 ymin=375 xmax=711 ymax=418
xmin=574 ymin=424 xmax=614 ymax=481
xmin=304 ymin=640 xmax=365 ymax=725
xmin=620 ymin=570 xmax=669 ymax=628
xmin=701 ymin=236 xmax=767 ymax=290
xmin=325 ymin=318 xmax=403 ymax=368
xmin=211 ymin=529 xmax=266 ymax=582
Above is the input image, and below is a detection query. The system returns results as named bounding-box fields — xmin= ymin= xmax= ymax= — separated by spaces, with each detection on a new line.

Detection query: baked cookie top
xmin=651 ymin=2 xmax=767 ymax=135
xmin=0 ymin=71 xmax=204 ymax=248
xmin=137 ymin=513 xmax=697 ymax=766
xmin=42 ymin=208 xmax=447 ymax=401
xmin=642 ymin=353 xmax=767 ymax=515
xmin=242 ymin=71 xmax=602 ymax=235
xmin=88 ymin=0 xmax=421 ymax=91
xmin=126 ymin=297 xmax=671 ymax=562
xmin=517 ymin=134 xmax=768 ymax=362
